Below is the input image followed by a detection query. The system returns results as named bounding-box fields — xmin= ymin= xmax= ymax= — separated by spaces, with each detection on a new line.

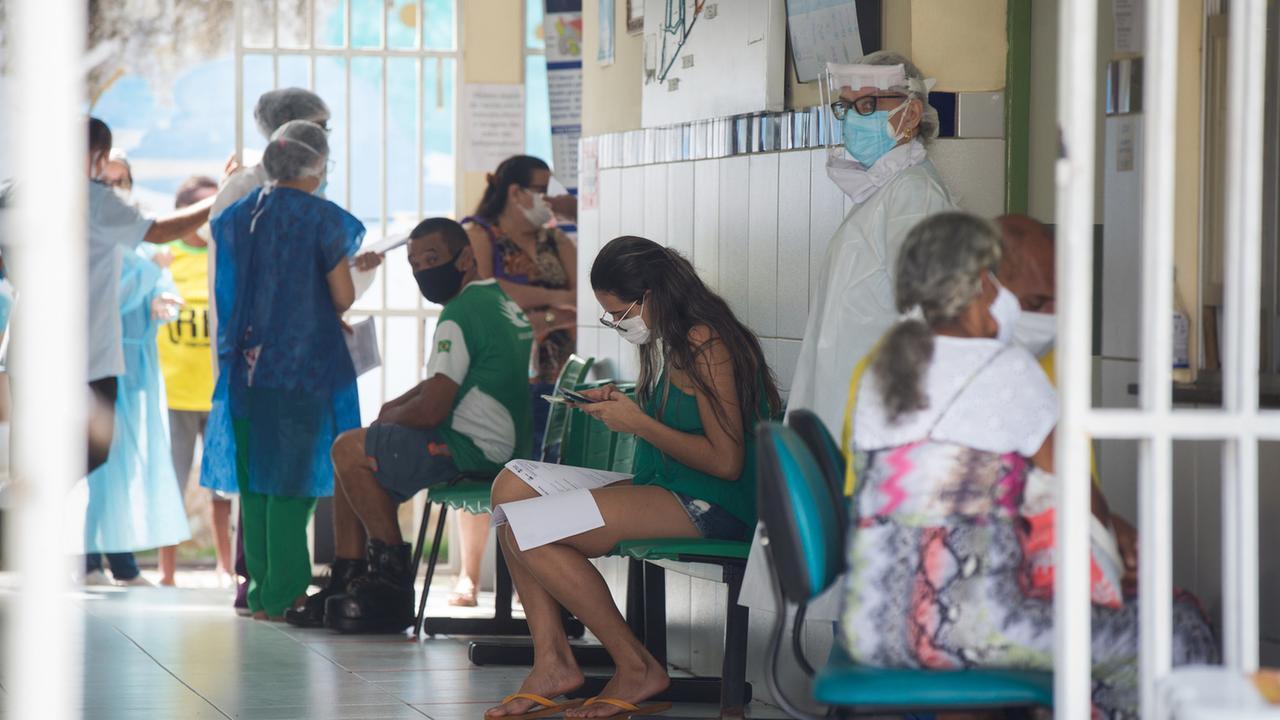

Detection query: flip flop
xmin=577 ymin=697 xmax=672 ymax=718
xmin=487 ymin=693 xmax=586 ymax=720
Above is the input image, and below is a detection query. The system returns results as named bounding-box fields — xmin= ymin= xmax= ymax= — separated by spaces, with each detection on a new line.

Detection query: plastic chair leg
xmin=414 ymin=504 xmax=449 ymax=638
xmin=719 ymin=563 xmax=750 ymax=716
xmin=410 ymin=497 xmax=431 ymax=584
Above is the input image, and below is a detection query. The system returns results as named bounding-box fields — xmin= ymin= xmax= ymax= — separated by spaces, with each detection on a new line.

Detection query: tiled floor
xmin=1 ymin=576 xmax=789 ymax=719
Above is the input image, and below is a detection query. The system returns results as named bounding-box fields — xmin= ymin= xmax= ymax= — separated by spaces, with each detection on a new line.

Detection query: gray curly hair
xmin=860 ymin=50 xmax=940 ymax=144
xmin=873 ymin=212 xmax=1003 ymax=422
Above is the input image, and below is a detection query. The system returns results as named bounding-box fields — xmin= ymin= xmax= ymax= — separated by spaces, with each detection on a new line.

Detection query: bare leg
xmin=452 ymin=511 xmax=490 ymax=604
xmin=331 ymin=429 xmax=400 ymax=546
xmin=158 ymin=546 xmax=178 ymax=586
xmin=211 ymin=497 xmax=234 ymax=576
xmin=514 ymin=484 xmax=697 ymax=719
xmin=485 ymin=470 xmax=585 ymax=718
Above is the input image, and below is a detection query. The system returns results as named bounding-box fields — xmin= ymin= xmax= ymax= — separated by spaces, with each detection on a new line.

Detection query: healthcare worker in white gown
xmin=741 ymin=52 xmax=954 ymax=617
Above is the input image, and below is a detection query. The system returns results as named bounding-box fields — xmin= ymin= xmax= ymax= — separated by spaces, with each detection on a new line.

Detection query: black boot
xmin=324 ymin=540 xmax=415 ymax=634
xmin=284 ymin=557 xmax=366 ymax=628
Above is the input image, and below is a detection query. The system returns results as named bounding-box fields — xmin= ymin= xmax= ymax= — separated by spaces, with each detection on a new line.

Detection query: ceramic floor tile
xmin=230 ymin=703 xmax=429 ymax=719
xmin=366 ymin=668 xmax=529 ymax=704
xmin=2 ymin=573 xmax=787 ymax=718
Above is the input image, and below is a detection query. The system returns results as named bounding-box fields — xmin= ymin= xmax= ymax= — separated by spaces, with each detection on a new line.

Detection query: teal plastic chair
xmin=755 ymin=412 xmax=1054 ymax=716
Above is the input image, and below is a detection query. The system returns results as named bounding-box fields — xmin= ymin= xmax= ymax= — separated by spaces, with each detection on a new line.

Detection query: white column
xmin=4 ymin=0 xmax=87 ymax=717
xmin=1137 ymin=0 xmax=1179 ymax=713
xmin=1220 ymin=0 xmax=1266 ymax=673
xmin=1053 ymin=0 xmax=1098 ymax=716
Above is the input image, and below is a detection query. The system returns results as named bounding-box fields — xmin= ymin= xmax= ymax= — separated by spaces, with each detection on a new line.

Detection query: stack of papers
xmin=491 ymin=460 xmax=633 ymax=551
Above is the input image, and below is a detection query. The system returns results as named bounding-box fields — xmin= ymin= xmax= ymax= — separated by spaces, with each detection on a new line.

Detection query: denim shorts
xmin=364 ymin=424 xmax=460 ymax=503
xmin=670 ymin=491 xmax=752 ymax=541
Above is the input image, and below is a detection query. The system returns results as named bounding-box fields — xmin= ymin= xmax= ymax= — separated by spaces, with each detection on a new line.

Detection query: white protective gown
xmin=739 ymin=140 xmax=954 ymax=618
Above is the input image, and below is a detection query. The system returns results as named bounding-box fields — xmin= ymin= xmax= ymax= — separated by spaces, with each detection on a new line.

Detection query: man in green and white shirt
xmin=286 ymin=217 xmax=533 ymax=633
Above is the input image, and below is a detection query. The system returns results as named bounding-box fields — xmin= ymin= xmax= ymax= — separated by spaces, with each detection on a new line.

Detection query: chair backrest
xmin=561 ymin=380 xmax=629 ymax=470
xmin=786 ymin=409 xmax=849 ymax=548
xmin=540 ymin=355 xmax=596 ymax=461
xmin=755 ymin=422 xmax=844 ymax=603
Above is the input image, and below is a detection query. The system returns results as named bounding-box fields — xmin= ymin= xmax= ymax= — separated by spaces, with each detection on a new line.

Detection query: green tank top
xmin=630 ymin=370 xmax=764 ymax=527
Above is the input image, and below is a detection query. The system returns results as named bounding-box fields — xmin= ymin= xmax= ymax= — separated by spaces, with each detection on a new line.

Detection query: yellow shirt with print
xmin=156 ymin=241 xmax=214 ymax=412
xmin=840 ymin=346 xmax=1097 ymax=495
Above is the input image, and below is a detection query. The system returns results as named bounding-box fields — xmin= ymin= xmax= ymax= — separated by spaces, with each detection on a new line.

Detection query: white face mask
xmin=521 ymin=190 xmax=553 ymax=228
xmin=604 ymin=298 xmax=651 ymax=345
xmin=988 ymin=274 xmax=1021 ymax=345
xmin=1013 ymin=311 xmax=1056 ymax=357
xmin=615 ymin=313 xmax=651 ymax=345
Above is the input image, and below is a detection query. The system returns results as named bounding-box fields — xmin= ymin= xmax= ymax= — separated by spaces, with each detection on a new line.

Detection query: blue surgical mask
xmin=315 ymin=174 xmax=328 ymax=198
xmin=840 ymin=102 xmax=909 ymax=168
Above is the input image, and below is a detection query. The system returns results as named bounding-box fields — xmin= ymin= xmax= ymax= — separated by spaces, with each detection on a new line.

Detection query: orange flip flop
xmin=488 ymin=693 xmax=586 ymax=720
xmin=578 ymin=697 xmax=672 ymax=718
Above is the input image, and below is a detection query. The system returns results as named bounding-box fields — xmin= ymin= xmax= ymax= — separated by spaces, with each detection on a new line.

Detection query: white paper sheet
xmin=503 ymin=459 xmax=632 ymax=496
xmin=493 ymin=489 xmax=606 ymax=551
xmin=344 ymin=317 xmax=381 ymax=377
xmin=351 ymin=232 xmax=410 ymax=262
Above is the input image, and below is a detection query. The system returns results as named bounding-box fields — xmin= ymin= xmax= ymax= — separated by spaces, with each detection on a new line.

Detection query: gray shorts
xmin=364 ymin=423 xmax=461 ymax=504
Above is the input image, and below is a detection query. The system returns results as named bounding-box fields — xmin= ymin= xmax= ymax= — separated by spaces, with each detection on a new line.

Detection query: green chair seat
xmin=427 ymin=480 xmax=493 ymax=515
xmin=814 ymin=648 xmax=1053 ymax=709
xmin=611 ymin=538 xmax=750 ymax=563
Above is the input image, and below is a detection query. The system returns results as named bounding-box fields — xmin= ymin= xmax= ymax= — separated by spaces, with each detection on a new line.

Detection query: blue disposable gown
xmin=83 ymin=250 xmax=191 ymax=553
xmin=201 ymin=187 xmax=363 ymax=497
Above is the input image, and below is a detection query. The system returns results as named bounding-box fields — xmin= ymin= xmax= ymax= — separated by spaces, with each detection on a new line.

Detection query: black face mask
xmin=413 ymin=249 xmax=465 ymax=304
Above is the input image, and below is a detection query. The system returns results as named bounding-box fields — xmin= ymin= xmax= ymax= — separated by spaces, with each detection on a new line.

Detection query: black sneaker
xmin=284 ymin=558 xmax=366 ymax=628
xmin=324 ymin=540 xmax=415 ymax=634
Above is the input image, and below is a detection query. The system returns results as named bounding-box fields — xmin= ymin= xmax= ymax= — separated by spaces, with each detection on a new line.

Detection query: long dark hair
xmin=473 ymin=155 xmax=550 ymax=222
xmin=590 ymin=236 xmax=781 ymax=437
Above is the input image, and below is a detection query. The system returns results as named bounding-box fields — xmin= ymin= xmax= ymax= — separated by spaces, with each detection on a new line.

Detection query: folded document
xmin=491 ymin=460 xmax=634 ymax=550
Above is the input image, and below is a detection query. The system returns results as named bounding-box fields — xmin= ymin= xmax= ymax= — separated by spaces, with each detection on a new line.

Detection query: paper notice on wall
xmin=1116 ymin=116 xmax=1136 ymax=172
xmin=464 ymin=84 xmax=526 ymax=172
xmin=545 ymin=1 xmax=584 ymax=196
xmin=597 ymin=0 xmax=615 ymax=65
xmin=786 ymin=0 xmax=864 ymax=84
xmin=1113 ymin=0 xmax=1143 ymax=55
xmin=578 ymin=136 xmax=599 ymax=210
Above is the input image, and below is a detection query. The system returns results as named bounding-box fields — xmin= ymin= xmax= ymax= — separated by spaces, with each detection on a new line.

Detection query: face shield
xmin=820 ymin=62 xmax=909 ymax=168
xmin=819 ymin=62 xmax=936 ymax=170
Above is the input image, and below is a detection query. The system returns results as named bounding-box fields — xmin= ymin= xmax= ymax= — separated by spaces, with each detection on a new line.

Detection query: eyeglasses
xmin=599 ymin=298 xmax=641 ymax=329
xmin=830 ymin=93 xmax=908 ymax=120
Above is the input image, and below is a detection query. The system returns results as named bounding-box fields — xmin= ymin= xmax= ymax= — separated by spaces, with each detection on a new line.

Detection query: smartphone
xmin=540 ymin=389 xmax=598 ymax=405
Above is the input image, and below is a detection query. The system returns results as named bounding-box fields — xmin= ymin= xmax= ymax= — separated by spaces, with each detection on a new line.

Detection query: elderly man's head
xmin=996 ymin=214 xmax=1056 ymax=355
xmin=997 ymin=214 xmax=1055 ymax=313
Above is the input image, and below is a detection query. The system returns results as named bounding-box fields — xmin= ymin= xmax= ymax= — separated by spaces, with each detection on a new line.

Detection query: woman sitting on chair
xmin=486 ymin=236 xmax=780 ymax=719
xmin=841 ymin=211 xmax=1217 ymax=719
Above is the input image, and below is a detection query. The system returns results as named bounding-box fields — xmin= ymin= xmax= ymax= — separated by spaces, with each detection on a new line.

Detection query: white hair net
xmin=261 ymin=120 xmax=329 ymax=183
xmin=253 ymin=88 xmax=330 ymax=139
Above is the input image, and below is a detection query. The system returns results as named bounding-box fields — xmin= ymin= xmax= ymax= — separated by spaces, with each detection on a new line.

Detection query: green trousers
xmin=234 ymin=421 xmax=318 ymax=617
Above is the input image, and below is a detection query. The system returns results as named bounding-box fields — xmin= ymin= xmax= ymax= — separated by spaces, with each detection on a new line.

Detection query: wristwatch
xmin=544 ymin=310 xmax=556 ymax=325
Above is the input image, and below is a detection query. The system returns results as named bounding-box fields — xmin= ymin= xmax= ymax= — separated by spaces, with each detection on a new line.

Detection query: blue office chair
xmin=755 ymin=411 xmax=1054 ymax=717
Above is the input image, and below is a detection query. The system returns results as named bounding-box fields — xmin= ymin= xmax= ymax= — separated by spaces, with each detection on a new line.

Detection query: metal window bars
xmin=233 ymin=0 xmax=460 ymax=416
xmin=1055 ymin=0 xmax=1268 ymax=717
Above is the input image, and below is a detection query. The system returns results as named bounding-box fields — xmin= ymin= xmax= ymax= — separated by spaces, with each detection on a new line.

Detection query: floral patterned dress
xmin=841 ymin=417 xmax=1218 ymax=719
xmin=463 ymin=217 xmax=573 ymax=384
